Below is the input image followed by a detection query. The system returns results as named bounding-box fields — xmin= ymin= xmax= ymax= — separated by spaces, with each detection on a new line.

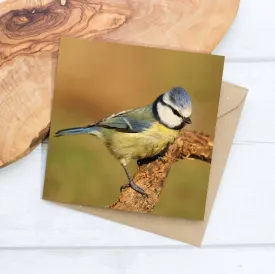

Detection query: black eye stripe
xmin=159 ymin=97 xmax=183 ymax=118
xmin=171 ymin=108 xmax=182 ymax=118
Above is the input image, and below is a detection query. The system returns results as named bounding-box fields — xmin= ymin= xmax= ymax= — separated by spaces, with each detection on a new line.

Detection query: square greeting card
xmin=43 ymin=37 xmax=224 ymax=220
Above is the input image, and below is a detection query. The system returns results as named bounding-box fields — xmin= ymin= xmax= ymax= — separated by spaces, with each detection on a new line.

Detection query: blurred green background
xmin=43 ymin=37 xmax=224 ymax=220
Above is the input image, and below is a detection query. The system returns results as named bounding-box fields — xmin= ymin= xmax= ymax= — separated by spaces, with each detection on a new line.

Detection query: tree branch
xmin=108 ymin=129 xmax=213 ymax=213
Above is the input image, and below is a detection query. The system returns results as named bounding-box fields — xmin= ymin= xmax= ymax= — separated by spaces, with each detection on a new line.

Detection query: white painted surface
xmin=1 ymin=0 xmax=275 ymax=272
xmin=213 ymin=0 xmax=275 ymax=59
xmin=1 ymin=247 xmax=275 ymax=274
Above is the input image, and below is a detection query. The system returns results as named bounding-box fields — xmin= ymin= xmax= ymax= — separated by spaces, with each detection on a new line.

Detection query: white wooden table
xmin=1 ymin=1 xmax=275 ymax=273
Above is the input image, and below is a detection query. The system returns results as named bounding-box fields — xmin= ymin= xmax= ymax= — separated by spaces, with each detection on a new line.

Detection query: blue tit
xmin=55 ymin=86 xmax=192 ymax=195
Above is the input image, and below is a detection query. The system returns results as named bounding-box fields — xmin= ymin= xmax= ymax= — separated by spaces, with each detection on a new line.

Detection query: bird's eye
xmin=171 ymin=108 xmax=182 ymax=118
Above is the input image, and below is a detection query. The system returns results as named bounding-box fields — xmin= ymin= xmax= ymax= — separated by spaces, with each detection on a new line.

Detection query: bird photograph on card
xmin=55 ymin=86 xmax=192 ymax=196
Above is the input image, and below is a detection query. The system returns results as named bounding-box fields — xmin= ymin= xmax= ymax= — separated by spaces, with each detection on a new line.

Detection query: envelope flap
xmin=218 ymin=82 xmax=248 ymax=118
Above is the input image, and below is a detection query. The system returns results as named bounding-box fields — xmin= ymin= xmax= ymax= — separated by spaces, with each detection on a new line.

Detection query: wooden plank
xmin=223 ymin=62 xmax=275 ymax=143
xmin=203 ymin=142 xmax=275 ymax=245
xmin=1 ymin=247 xmax=275 ymax=274
xmin=213 ymin=0 xmax=275 ymax=59
xmin=0 ymin=141 xmax=275 ymax=247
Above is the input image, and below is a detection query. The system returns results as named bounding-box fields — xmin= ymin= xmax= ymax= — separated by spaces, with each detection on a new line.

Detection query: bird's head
xmin=152 ymin=86 xmax=192 ymax=130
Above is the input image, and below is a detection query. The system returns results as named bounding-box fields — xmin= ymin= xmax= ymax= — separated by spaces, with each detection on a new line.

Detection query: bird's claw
xmin=120 ymin=183 xmax=130 ymax=192
xmin=137 ymin=159 xmax=142 ymax=166
xmin=157 ymin=156 xmax=166 ymax=164
xmin=120 ymin=181 xmax=148 ymax=197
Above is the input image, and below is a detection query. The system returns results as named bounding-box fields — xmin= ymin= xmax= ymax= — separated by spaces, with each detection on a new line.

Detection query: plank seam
xmin=1 ymin=243 xmax=275 ymax=250
xmin=224 ymin=58 xmax=275 ymax=63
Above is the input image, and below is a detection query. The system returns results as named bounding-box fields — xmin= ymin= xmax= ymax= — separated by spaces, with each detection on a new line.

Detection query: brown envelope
xmin=61 ymin=81 xmax=247 ymax=246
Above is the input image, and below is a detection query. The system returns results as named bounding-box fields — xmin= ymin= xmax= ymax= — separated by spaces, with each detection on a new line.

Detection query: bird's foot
xmin=120 ymin=181 xmax=148 ymax=197
xmin=157 ymin=155 xmax=166 ymax=164
xmin=137 ymin=159 xmax=144 ymax=166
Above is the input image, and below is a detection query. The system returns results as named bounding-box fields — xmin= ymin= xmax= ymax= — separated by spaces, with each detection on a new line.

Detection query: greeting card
xmin=43 ymin=37 xmax=224 ymax=220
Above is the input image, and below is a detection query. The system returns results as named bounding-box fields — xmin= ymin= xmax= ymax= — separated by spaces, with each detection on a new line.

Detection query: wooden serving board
xmin=0 ymin=0 xmax=240 ymax=167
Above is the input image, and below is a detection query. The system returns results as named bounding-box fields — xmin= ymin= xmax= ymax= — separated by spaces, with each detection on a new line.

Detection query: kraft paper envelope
xmin=54 ymin=81 xmax=247 ymax=246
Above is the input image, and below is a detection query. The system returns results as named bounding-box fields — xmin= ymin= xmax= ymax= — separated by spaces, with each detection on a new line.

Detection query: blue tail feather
xmin=55 ymin=126 xmax=96 ymax=137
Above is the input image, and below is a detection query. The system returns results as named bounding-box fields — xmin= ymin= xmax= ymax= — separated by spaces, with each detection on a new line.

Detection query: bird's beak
xmin=184 ymin=117 xmax=192 ymax=124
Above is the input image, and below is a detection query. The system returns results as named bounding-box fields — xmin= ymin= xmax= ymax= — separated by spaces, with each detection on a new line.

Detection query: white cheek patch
xmin=157 ymin=103 xmax=183 ymax=128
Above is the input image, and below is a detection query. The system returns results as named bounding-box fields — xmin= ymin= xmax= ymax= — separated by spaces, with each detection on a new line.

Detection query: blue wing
xmin=92 ymin=106 xmax=155 ymax=133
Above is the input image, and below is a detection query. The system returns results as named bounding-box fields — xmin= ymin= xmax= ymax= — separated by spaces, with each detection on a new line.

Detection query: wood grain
xmin=0 ymin=0 xmax=131 ymax=67
xmin=0 ymin=54 xmax=53 ymax=167
xmin=0 ymin=0 xmax=240 ymax=167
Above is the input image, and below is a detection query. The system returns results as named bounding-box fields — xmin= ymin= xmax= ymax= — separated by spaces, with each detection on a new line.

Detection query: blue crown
xmin=169 ymin=87 xmax=191 ymax=108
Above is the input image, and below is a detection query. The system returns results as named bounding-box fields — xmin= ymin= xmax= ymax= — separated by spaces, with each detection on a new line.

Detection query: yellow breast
xmin=105 ymin=122 xmax=180 ymax=163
